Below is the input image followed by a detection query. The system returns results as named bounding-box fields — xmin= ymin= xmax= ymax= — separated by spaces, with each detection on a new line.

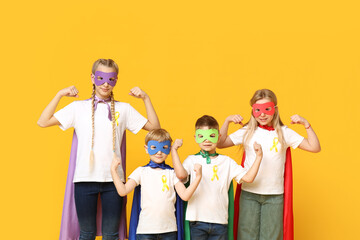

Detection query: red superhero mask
xmin=252 ymin=102 xmax=276 ymax=117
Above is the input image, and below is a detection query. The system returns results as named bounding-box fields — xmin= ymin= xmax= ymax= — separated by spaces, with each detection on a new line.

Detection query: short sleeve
xmin=182 ymin=156 xmax=193 ymax=176
xmin=53 ymin=102 xmax=77 ymax=131
xmin=125 ymin=104 xmax=148 ymax=134
xmin=172 ymin=171 xmax=180 ymax=185
xmin=128 ymin=167 xmax=142 ymax=186
xmin=284 ymin=126 xmax=305 ymax=149
xmin=229 ymin=127 xmax=246 ymax=145
xmin=229 ymin=157 xmax=247 ymax=184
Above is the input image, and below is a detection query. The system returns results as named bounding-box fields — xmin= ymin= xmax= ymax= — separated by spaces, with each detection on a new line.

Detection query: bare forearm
xmin=111 ymin=169 xmax=128 ymax=196
xmin=182 ymin=176 xmax=201 ymax=201
xmin=171 ymin=149 xmax=188 ymax=180
xmin=37 ymin=93 xmax=62 ymax=127
xmin=242 ymin=156 xmax=262 ymax=183
xmin=298 ymin=122 xmax=321 ymax=153
xmin=304 ymin=126 xmax=321 ymax=152
xmin=143 ymin=95 xmax=160 ymax=130
xmin=176 ymin=176 xmax=201 ymax=201
xmin=218 ymin=119 xmax=230 ymax=147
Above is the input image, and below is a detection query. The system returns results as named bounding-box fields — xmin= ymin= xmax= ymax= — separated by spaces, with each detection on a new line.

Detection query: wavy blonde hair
xmin=243 ymin=89 xmax=285 ymax=149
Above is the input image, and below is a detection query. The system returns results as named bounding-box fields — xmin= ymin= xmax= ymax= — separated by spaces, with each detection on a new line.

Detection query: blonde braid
xmin=89 ymin=85 xmax=95 ymax=171
xmin=111 ymin=92 xmax=116 ymax=158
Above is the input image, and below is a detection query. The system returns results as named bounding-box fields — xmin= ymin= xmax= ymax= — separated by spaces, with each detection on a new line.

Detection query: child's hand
xmin=58 ymin=86 xmax=79 ymax=98
xmin=172 ymin=139 xmax=183 ymax=151
xmin=290 ymin=114 xmax=310 ymax=128
xmin=193 ymin=163 xmax=202 ymax=178
xmin=226 ymin=115 xmax=244 ymax=126
xmin=129 ymin=87 xmax=148 ymax=100
xmin=253 ymin=142 xmax=263 ymax=158
xmin=111 ymin=155 xmax=122 ymax=171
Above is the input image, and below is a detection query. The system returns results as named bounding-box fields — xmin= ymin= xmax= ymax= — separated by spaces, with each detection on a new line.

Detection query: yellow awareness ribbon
xmin=115 ymin=112 xmax=120 ymax=126
xmin=270 ymin=137 xmax=279 ymax=152
xmin=162 ymin=175 xmax=169 ymax=192
xmin=211 ymin=165 xmax=219 ymax=181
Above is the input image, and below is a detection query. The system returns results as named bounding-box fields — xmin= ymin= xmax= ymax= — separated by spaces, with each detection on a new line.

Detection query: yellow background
xmin=1 ymin=0 xmax=359 ymax=239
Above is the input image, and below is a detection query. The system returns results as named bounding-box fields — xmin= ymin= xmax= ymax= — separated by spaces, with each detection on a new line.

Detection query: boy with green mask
xmin=171 ymin=115 xmax=263 ymax=240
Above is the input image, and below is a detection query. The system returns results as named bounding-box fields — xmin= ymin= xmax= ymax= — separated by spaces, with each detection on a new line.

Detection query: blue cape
xmin=129 ymin=161 xmax=184 ymax=240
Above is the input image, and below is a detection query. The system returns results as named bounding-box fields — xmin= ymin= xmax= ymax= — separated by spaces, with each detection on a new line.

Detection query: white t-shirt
xmin=128 ymin=167 xmax=180 ymax=234
xmin=182 ymin=154 xmax=247 ymax=224
xmin=229 ymin=125 xmax=304 ymax=195
xmin=54 ymin=100 xmax=147 ymax=182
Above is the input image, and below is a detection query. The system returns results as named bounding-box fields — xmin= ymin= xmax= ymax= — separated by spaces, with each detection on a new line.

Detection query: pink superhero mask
xmin=94 ymin=71 xmax=118 ymax=87
xmin=252 ymin=102 xmax=276 ymax=117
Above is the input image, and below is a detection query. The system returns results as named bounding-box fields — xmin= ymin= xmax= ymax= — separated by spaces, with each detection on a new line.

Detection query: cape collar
xmin=258 ymin=124 xmax=275 ymax=131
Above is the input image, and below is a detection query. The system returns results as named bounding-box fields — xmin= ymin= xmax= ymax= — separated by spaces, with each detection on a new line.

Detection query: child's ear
xmin=144 ymin=144 xmax=148 ymax=154
xmin=91 ymin=74 xmax=95 ymax=84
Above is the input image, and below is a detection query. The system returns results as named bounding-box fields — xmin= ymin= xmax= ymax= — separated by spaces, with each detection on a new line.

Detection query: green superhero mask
xmin=195 ymin=129 xmax=219 ymax=143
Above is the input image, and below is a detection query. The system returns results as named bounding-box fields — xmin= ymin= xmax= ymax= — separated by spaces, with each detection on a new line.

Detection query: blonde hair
xmin=145 ymin=129 xmax=173 ymax=145
xmin=92 ymin=59 xmax=119 ymax=74
xmin=243 ymin=89 xmax=285 ymax=149
xmin=89 ymin=59 xmax=118 ymax=168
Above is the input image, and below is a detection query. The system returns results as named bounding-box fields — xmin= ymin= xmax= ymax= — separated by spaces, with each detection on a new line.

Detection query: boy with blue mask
xmin=172 ymin=115 xmax=263 ymax=240
xmin=111 ymin=129 xmax=202 ymax=240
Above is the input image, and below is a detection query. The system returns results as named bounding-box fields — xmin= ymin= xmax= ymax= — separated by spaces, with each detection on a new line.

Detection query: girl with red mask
xmin=218 ymin=89 xmax=321 ymax=240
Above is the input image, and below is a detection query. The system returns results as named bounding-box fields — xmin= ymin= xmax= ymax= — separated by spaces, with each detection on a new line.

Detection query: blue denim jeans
xmin=238 ymin=190 xmax=284 ymax=240
xmin=136 ymin=231 xmax=177 ymax=240
xmin=74 ymin=182 xmax=123 ymax=240
xmin=190 ymin=221 xmax=228 ymax=240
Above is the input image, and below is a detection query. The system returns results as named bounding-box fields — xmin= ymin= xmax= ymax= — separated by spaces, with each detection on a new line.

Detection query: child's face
xmin=91 ymin=65 xmax=116 ymax=99
xmin=253 ymin=98 xmax=275 ymax=126
xmin=195 ymin=126 xmax=219 ymax=154
xmin=145 ymin=141 xmax=170 ymax=164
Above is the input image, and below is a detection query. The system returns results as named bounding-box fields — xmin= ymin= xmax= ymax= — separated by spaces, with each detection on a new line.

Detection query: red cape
xmin=233 ymin=147 xmax=294 ymax=240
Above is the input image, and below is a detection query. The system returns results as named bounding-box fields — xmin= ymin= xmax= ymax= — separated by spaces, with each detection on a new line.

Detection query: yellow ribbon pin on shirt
xmin=211 ymin=165 xmax=219 ymax=181
xmin=162 ymin=175 xmax=169 ymax=191
xmin=115 ymin=112 xmax=120 ymax=126
xmin=270 ymin=137 xmax=279 ymax=152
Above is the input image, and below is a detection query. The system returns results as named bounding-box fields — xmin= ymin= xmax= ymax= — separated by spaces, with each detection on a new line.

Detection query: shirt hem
xmin=241 ymin=188 xmax=284 ymax=195
xmin=136 ymin=228 xmax=178 ymax=234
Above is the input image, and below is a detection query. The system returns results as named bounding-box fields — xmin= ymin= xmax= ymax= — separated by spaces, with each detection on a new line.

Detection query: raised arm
xmin=37 ymin=86 xmax=79 ymax=128
xmin=241 ymin=142 xmax=263 ymax=183
xmin=290 ymin=115 xmax=321 ymax=153
xmin=129 ymin=87 xmax=160 ymax=131
xmin=110 ymin=156 xmax=137 ymax=196
xmin=171 ymin=139 xmax=188 ymax=180
xmin=175 ymin=164 xmax=202 ymax=201
xmin=217 ymin=115 xmax=243 ymax=148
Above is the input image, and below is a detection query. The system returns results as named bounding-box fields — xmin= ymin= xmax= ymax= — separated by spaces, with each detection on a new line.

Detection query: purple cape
xmin=59 ymin=131 xmax=127 ymax=240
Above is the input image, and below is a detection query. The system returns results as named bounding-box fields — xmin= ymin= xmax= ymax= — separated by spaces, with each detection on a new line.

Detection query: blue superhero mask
xmin=147 ymin=140 xmax=171 ymax=155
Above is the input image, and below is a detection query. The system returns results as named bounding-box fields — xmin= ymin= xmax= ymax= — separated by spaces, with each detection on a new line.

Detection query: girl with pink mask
xmin=217 ymin=89 xmax=321 ymax=240
xmin=37 ymin=59 xmax=160 ymax=240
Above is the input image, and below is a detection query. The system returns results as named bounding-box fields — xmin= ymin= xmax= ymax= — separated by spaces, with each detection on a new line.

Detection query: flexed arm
xmin=241 ymin=142 xmax=263 ymax=183
xmin=171 ymin=139 xmax=188 ymax=180
xmin=291 ymin=115 xmax=321 ymax=153
xmin=129 ymin=87 xmax=160 ymax=131
xmin=218 ymin=115 xmax=243 ymax=148
xmin=111 ymin=156 xmax=137 ymax=196
xmin=175 ymin=164 xmax=202 ymax=201
xmin=37 ymin=86 xmax=79 ymax=127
